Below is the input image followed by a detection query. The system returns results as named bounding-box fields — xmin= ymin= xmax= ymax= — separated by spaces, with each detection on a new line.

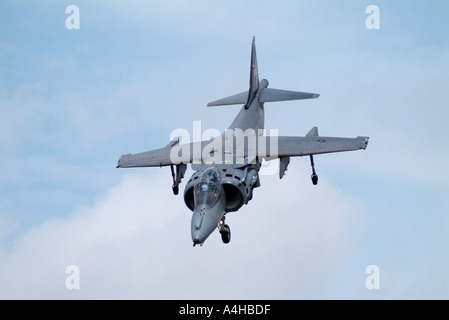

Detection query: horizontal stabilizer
xmin=259 ymin=88 xmax=319 ymax=103
xmin=207 ymin=91 xmax=248 ymax=107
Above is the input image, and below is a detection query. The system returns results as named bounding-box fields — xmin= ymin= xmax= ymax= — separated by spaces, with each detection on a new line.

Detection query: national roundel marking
xmin=317 ymin=139 xmax=326 ymax=143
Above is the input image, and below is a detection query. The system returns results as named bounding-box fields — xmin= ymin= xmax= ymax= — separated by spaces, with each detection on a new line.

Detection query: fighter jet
xmin=116 ymin=37 xmax=369 ymax=246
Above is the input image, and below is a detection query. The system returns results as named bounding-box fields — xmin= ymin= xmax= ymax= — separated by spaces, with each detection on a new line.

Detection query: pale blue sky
xmin=0 ymin=0 xmax=448 ymax=299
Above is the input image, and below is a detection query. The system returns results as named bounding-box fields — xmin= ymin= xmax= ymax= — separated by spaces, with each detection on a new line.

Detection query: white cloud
xmin=0 ymin=165 xmax=367 ymax=299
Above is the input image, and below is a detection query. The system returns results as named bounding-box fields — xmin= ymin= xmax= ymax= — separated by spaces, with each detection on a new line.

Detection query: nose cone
xmin=192 ymin=238 xmax=202 ymax=247
xmin=191 ymin=205 xmax=223 ymax=246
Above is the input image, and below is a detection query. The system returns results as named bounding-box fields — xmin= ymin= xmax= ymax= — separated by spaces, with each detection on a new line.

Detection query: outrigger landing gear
xmin=170 ymin=165 xmax=179 ymax=195
xmin=170 ymin=164 xmax=187 ymax=195
xmin=310 ymin=155 xmax=318 ymax=185
xmin=219 ymin=217 xmax=231 ymax=244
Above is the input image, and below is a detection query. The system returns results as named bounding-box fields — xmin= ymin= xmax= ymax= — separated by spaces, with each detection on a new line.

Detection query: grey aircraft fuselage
xmin=116 ymin=37 xmax=369 ymax=246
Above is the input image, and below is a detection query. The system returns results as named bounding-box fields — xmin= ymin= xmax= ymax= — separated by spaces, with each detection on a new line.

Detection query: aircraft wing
xmin=117 ymin=138 xmax=201 ymax=168
xmin=116 ymin=130 xmax=369 ymax=168
xmin=116 ymin=138 xmax=219 ymax=168
xmin=273 ymin=135 xmax=369 ymax=158
xmin=117 ymin=147 xmax=175 ymax=168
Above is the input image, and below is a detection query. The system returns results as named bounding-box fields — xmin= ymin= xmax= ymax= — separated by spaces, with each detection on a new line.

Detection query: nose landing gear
xmin=219 ymin=218 xmax=231 ymax=244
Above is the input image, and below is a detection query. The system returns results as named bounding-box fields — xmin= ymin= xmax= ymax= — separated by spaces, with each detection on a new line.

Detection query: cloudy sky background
xmin=0 ymin=0 xmax=448 ymax=299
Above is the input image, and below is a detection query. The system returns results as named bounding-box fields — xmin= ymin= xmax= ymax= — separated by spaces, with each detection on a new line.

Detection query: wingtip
xmin=363 ymin=137 xmax=369 ymax=149
xmin=357 ymin=136 xmax=370 ymax=150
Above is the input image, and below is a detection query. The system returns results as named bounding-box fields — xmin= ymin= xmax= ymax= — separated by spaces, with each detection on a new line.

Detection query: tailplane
xmin=207 ymin=37 xmax=319 ymax=107
xmin=259 ymin=88 xmax=319 ymax=102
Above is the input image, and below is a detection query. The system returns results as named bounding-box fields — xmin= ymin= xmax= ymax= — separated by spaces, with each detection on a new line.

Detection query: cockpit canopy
xmin=194 ymin=168 xmax=221 ymax=207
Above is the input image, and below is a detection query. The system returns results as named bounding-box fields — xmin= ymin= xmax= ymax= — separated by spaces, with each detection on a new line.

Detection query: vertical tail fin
xmin=245 ymin=36 xmax=259 ymax=109
xmin=206 ymin=37 xmax=319 ymax=108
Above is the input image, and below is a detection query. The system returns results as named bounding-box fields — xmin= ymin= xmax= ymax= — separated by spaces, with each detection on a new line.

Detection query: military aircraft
xmin=116 ymin=37 xmax=369 ymax=246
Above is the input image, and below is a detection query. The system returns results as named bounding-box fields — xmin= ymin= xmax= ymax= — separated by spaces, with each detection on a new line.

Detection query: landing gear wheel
xmin=219 ymin=224 xmax=231 ymax=244
xmin=310 ymin=155 xmax=318 ymax=185
xmin=172 ymin=184 xmax=179 ymax=195
xmin=311 ymin=173 xmax=318 ymax=185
